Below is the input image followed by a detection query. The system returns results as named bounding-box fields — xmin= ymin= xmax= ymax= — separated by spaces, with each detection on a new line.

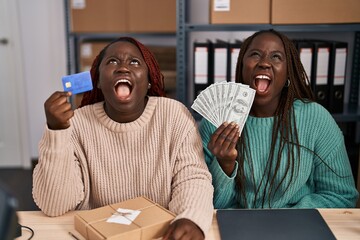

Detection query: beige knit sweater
xmin=33 ymin=96 xmax=214 ymax=234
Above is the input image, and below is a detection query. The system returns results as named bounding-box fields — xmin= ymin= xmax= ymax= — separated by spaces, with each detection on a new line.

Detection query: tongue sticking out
xmin=255 ymin=79 xmax=270 ymax=93
xmin=116 ymin=84 xmax=131 ymax=99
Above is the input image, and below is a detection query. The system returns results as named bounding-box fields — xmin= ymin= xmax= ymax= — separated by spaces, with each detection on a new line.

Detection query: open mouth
xmin=114 ymin=79 xmax=133 ymax=100
xmin=254 ymin=75 xmax=271 ymax=93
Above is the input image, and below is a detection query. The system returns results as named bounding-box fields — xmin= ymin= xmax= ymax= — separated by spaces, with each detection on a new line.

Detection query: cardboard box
xmin=79 ymin=41 xmax=111 ymax=72
xmin=69 ymin=0 xmax=128 ymax=33
xmin=272 ymin=0 xmax=360 ymax=24
xmin=148 ymin=46 xmax=176 ymax=71
xmin=69 ymin=0 xmax=175 ymax=33
xmin=75 ymin=196 xmax=175 ymax=240
xmin=128 ymin=0 xmax=176 ymax=33
xmin=147 ymin=46 xmax=177 ymax=98
xmin=79 ymin=43 xmax=176 ymax=72
xmin=72 ymin=41 xmax=110 ymax=109
xmin=210 ymin=0 xmax=271 ymax=24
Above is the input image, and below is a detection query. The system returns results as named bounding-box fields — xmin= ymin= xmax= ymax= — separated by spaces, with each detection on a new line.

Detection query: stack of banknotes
xmin=191 ymin=82 xmax=256 ymax=135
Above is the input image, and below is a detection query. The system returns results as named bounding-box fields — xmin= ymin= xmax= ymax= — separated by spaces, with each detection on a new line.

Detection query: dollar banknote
xmin=191 ymin=81 xmax=255 ymax=135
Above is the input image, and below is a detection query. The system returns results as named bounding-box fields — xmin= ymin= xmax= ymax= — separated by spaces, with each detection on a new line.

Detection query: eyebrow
xmin=248 ymin=48 xmax=285 ymax=54
xmin=105 ymin=53 xmax=143 ymax=60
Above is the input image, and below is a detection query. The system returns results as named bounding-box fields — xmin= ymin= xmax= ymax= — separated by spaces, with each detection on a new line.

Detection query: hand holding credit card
xmin=62 ymin=71 xmax=93 ymax=94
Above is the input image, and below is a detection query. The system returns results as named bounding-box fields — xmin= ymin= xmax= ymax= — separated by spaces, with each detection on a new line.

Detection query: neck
xmin=250 ymin=95 xmax=281 ymax=117
xmin=104 ymin=97 xmax=148 ymax=123
xmin=250 ymin=104 xmax=278 ymax=118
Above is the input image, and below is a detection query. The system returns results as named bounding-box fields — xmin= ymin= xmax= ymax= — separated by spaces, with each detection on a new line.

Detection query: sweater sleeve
xmin=293 ymin=137 xmax=359 ymax=208
xmin=293 ymin=107 xmax=359 ymax=208
xmin=168 ymin=111 xmax=214 ymax=236
xmin=32 ymin=125 xmax=86 ymax=216
xmin=198 ymin=118 xmax=238 ymax=209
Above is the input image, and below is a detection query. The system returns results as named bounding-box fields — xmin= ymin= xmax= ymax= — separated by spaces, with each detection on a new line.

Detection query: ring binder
xmin=193 ymin=40 xmax=213 ymax=101
xmin=229 ymin=40 xmax=242 ymax=82
xmin=328 ymin=41 xmax=348 ymax=113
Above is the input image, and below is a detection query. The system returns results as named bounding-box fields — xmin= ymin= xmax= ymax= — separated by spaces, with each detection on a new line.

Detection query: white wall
xmin=18 ymin=0 xmax=67 ymax=159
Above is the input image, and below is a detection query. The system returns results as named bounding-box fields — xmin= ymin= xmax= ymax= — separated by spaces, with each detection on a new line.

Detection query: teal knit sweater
xmin=199 ymin=100 xmax=359 ymax=209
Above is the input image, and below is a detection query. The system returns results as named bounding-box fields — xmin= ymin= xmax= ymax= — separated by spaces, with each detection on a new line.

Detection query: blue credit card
xmin=62 ymin=71 xmax=93 ymax=94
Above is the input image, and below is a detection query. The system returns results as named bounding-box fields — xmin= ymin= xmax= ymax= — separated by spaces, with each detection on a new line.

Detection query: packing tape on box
xmin=84 ymin=204 xmax=155 ymax=237
xmin=107 ymin=208 xmax=141 ymax=225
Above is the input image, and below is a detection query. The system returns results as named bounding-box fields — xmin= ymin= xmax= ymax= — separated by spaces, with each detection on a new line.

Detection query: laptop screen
xmin=216 ymin=208 xmax=336 ymax=240
xmin=0 ymin=182 xmax=19 ymax=240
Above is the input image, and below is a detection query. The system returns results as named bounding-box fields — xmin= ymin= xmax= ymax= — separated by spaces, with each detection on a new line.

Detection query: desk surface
xmin=16 ymin=209 xmax=360 ymax=240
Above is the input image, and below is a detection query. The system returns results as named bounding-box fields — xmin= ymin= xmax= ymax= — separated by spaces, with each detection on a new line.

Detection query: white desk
xmin=16 ymin=209 xmax=360 ymax=240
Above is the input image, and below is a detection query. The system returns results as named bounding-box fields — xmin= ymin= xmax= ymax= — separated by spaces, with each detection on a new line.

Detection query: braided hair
xmin=234 ymin=29 xmax=315 ymax=208
xmin=80 ymin=37 xmax=165 ymax=107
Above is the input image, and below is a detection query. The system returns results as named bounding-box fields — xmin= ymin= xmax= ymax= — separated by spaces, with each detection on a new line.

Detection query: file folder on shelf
xmin=213 ymin=39 xmax=229 ymax=83
xmin=193 ymin=40 xmax=213 ymax=100
xmin=311 ymin=40 xmax=331 ymax=109
xmin=328 ymin=41 xmax=348 ymax=113
xmin=294 ymin=40 xmax=314 ymax=87
xmin=229 ymin=40 xmax=242 ymax=82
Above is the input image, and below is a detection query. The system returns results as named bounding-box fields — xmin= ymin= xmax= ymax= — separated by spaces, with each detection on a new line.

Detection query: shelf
xmin=332 ymin=105 xmax=360 ymax=122
xmin=176 ymin=1 xmax=360 ymax=107
xmin=64 ymin=0 xmax=177 ymax=75
xmin=68 ymin=32 xmax=176 ymax=42
xmin=176 ymin=0 xmax=360 ymax=134
xmin=185 ymin=23 xmax=360 ymax=32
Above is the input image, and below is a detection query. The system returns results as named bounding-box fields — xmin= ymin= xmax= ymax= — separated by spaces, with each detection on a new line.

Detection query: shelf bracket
xmin=176 ymin=0 xmax=187 ymax=105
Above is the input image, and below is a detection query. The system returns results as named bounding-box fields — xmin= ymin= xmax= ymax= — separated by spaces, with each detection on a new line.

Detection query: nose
xmin=258 ymin=55 xmax=271 ymax=68
xmin=114 ymin=62 xmax=130 ymax=74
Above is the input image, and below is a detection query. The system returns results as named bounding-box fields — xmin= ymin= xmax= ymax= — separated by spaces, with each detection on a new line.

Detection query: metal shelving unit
xmin=64 ymin=0 xmax=176 ymax=75
xmin=177 ymin=0 xmax=360 ymax=114
xmin=176 ymin=0 xmax=360 ymax=185
xmin=66 ymin=33 xmax=176 ymax=74
xmin=177 ymin=0 xmax=360 ymax=192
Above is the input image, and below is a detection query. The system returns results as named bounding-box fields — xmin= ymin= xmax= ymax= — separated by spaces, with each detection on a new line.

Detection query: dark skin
xmin=98 ymin=41 xmax=149 ymax=123
xmin=44 ymin=91 xmax=73 ymax=130
xmin=44 ymin=41 xmax=204 ymax=240
xmin=207 ymin=32 xmax=288 ymax=176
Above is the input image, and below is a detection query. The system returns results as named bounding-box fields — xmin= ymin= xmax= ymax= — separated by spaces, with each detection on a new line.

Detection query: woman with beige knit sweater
xmin=32 ymin=37 xmax=214 ymax=240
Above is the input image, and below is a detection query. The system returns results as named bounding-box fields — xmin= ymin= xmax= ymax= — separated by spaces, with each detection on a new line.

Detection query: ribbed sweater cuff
xmin=174 ymin=203 xmax=213 ymax=237
xmin=209 ymin=159 xmax=238 ymax=208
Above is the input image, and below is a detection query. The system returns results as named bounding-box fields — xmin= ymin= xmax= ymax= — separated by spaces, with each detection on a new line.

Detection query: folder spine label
xmin=194 ymin=47 xmax=209 ymax=84
xmin=333 ymin=48 xmax=347 ymax=86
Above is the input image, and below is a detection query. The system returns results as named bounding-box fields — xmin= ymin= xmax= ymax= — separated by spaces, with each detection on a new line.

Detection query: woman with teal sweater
xmin=199 ymin=29 xmax=358 ymax=209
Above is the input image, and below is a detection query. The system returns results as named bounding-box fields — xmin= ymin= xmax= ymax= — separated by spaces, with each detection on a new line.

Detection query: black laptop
xmin=0 ymin=182 xmax=20 ymax=240
xmin=216 ymin=209 xmax=336 ymax=240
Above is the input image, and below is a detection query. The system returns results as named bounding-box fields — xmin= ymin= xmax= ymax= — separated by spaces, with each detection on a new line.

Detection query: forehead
xmin=248 ymin=32 xmax=285 ymax=51
xmin=104 ymin=41 xmax=144 ymax=58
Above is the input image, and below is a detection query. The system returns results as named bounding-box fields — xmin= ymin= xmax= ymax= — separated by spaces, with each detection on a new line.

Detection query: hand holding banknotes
xmin=207 ymin=121 xmax=240 ymax=176
xmin=191 ymin=81 xmax=255 ymax=176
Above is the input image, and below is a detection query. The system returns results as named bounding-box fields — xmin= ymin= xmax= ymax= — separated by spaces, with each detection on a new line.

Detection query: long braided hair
xmin=80 ymin=37 xmax=165 ymax=107
xmin=234 ymin=29 xmax=315 ymax=208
